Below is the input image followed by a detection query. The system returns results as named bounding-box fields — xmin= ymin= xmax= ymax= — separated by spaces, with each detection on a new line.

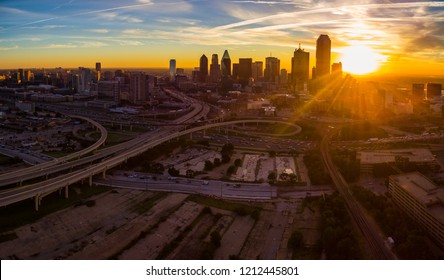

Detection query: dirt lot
xmin=0 ymin=188 xmax=322 ymax=260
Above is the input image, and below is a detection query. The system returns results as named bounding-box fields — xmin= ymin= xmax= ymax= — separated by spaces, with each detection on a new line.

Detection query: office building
xmin=238 ymin=58 xmax=253 ymax=86
xmin=316 ymin=34 xmax=331 ymax=78
xmin=221 ymin=50 xmax=231 ymax=78
xmin=280 ymin=69 xmax=288 ymax=84
xmin=169 ymin=59 xmax=176 ymax=81
xmin=98 ymin=80 xmax=120 ymax=101
xmin=96 ymin=62 xmax=101 ymax=81
xmin=252 ymin=61 xmax=263 ymax=81
xmin=427 ymin=83 xmax=442 ymax=98
xmin=389 ymin=172 xmax=444 ymax=248
xmin=129 ymin=72 xmax=156 ymax=104
xmin=199 ymin=55 xmax=208 ymax=83
xmin=331 ymin=62 xmax=342 ymax=78
xmin=209 ymin=54 xmax=221 ymax=83
xmin=77 ymin=67 xmax=92 ymax=93
xmin=232 ymin=63 xmax=239 ymax=81
xmin=358 ymin=148 xmax=439 ymax=174
xmin=264 ymin=57 xmax=280 ymax=83
xmin=292 ymin=45 xmax=309 ymax=90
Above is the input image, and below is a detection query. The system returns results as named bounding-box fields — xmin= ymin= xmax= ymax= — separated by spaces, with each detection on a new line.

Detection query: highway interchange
xmin=0 ymin=88 xmax=399 ymax=259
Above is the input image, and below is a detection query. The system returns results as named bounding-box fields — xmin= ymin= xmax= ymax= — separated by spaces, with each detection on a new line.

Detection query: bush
xmin=210 ymin=231 xmax=221 ymax=247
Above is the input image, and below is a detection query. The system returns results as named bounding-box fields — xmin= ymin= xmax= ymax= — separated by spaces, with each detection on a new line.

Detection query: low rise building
xmin=358 ymin=148 xmax=440 ymax=173
xmin=389 ymin=172 xmax=444 ymax=248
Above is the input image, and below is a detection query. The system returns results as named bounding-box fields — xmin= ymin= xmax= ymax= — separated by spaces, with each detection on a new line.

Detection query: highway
xmin=0 ymin=115 xmax=107 ymax=185
xmin=320 ymin=127 xmax=396 ymax=259
xmin=0 ymin=89 xmax=207 ymax=187
xmin=94 ymin=176 xmax=277 ymax=200
xmin=0 ymin=118 xmax=300 ymax=209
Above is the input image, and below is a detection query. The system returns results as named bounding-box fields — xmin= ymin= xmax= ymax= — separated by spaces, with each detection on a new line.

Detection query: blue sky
xmin=0 ymin=0 xmax=443 ymax=75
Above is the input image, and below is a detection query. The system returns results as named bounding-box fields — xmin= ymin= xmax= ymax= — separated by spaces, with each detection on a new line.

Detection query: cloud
xmin=22 ymin=25 xmax=67 ymax=30
xmin=88 ymin=29 xmax=109 ymax=34
xmin=98 ymin=12 xmax=143 ymax=23
xmin=113 ymin=40 xmax=144 ymax=46
xmin=44 ymin=41 xmax=108 ymax=48
xmin=0 ymin=45 xmax=19 ymax=51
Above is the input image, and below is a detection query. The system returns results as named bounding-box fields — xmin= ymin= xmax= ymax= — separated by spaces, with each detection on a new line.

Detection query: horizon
xmin=1 ymin=1 xmax=443 ymax=76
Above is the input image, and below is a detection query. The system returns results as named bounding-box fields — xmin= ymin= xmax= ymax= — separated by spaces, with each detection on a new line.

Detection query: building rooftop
xmin=391 ymin=172 xmax=444 ymax=225
xmin=358 ymin=148 xmax=436 ymax=165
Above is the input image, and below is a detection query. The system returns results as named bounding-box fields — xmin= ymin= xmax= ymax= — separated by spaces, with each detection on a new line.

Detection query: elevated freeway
xmin=0 ymin=90 xmax=209 ymax=188
xmin=0 ymin=115 xmax=107 ymax=186
xmin=0 ymin=119 xmax=300 ymax=210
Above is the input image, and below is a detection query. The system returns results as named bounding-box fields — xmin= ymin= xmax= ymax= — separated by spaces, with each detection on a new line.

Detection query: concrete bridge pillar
xmin=189 ymin=132 xmax=193 ymax=140
xmin=102 ymin=170 xmax=106 ymax=179
xmin=89 ymin=176 xmax=93 ymax=187
xmin=65 ymin=186 xmax=69 ymax=198
xmin=34 ymin=194 xmax=41 ymax=211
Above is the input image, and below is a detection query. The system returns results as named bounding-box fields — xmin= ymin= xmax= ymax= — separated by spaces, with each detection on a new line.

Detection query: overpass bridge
xmin=0 ymin=119 xmax=300 ymax=210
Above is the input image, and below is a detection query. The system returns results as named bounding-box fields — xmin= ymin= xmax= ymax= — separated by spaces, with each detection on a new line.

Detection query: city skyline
xmin=1 ymin=0 xmax=443 ymax=76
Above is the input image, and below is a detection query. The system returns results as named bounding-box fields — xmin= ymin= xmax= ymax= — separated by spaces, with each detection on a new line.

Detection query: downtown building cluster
xmin=169 ymin=34 xmax=341 ymax=94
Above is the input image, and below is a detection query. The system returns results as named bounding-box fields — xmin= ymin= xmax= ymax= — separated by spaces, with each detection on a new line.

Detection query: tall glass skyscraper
xmin=264 ymin=57 xmax=280 ymax=83
xmin=210 ymin=54 xmax=221 ymax=83
xmin=169 ymin=59 xmax=176 ymax=80
xmin=292 ymin=45 xmax=309 ymax=90
xmin=199 ymin=55 xmax=208 ymax=83
xmin=221 ymin=50 xmax=231 ymax=77
xmin=315 ymin=34 xmax=331 ymax=78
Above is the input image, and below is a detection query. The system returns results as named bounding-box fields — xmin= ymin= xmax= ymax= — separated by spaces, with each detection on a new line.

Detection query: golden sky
xmin=1 ymin=0 xmax=443 ymax=76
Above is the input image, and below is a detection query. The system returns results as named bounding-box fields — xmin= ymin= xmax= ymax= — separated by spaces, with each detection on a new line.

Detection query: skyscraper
xmin=316 ymin=34 xmax=331 ymax=78
xmin=291 ymin=45 xmax=309 ymax=89
xmin=221 ymin=50 xmax=231 ymax=78
xmin=238 ymin=58 xmax=252 ymax=86
xmin=427 ymin=83 xmax=442 ymax=98
xmin=96 ymin=62 xmax=101 ymax=81
xmin=78 ymin=67 xmax=92 ymax=93
xmin=264 ymin=57 xmax=280 ymax=83
xmin=169 ymin=59 xmax=176 ymax=81
xmin=210 ymin=54 xmax=221 ymax=83
xmin=129 ymin=72 xmax=156 ymax=104
xmin=280 ymin=69 xmax=288 ymax=84
xmin=252 ymin=61 xmax=263 ymax=81
xmin=331 ymin=62 xmax=342 ymax=78
xmin=199 ymin=55 xmax=208 ymax=83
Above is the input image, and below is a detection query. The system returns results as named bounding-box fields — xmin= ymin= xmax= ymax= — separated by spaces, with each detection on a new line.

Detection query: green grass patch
xmin=0 ymin=155 xmax=12 ymax=165
xmin=131 ymin=192 xmax=168 ymax=214
xmin=0 ymin=184 xmax=111 ymax=233
xmin=187 ymin=195 xmax=261 ymax=219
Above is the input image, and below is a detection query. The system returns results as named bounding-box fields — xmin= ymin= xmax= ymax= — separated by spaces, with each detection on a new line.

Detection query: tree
xmin=204 ymin=160 xmax=214 ymax=171
xmin=186 ymin=169 xmax=195 ymax=178
xmin=288 ymin=230 xmax=304 ymax=251
xmin=234 ymin=158 xmax=242 ymax=167
xmin=221 ymin=154 xmax=231 ymax=163
xmin=268 ymin=171 xmax=277 ymax=182
xmin=227 ymin=165 xmax=236 ymax=175
xmin=168 ymin=167 xmax=180 ymax=177
xmin=210 ymin=231 xmax=221 ymax=247
xmin=213 ymin=158 xmax=221 ymax=167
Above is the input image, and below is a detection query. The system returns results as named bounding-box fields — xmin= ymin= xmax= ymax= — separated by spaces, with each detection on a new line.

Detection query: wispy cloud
xmin=87 ymin=29 xmax=109 ymax=34
xmin=0 ymin=45 xmax=19 ymax=51
xmin=44 ymin=41 xmax=107 ymax=49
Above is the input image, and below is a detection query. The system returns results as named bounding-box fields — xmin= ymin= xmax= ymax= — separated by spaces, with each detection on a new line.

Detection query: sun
xmin=340 ymin=45 xmax=386 ymax=75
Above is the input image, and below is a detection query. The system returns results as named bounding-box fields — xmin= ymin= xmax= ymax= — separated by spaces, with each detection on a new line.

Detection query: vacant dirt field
xmin=0 ymin=188 xmax=321 ymax=260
